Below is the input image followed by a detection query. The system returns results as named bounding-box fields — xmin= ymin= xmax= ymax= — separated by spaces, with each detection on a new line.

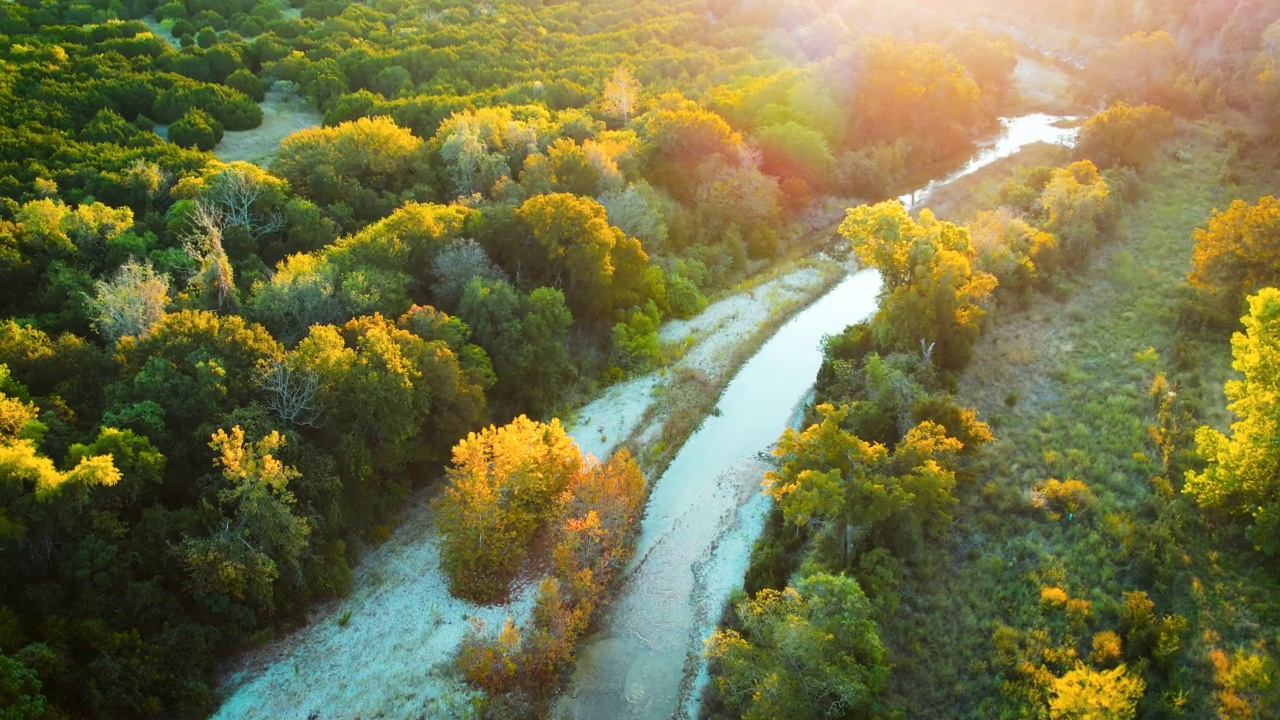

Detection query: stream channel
xmin=554 ymin=113 xmax=1079 ymax=720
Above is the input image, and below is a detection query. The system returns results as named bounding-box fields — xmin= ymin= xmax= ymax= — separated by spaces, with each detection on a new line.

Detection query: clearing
xmin=214 ymin=88 xmax=322 ymax=165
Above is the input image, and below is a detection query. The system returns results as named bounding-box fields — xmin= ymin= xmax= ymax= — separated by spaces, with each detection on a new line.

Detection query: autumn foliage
xmin=434 ymin=416 xmax=581 ymax=603
xmin=455 ymin=445 xmax=646 ymax=702
xmin=1188 ymin=196 xmax=1280 ymax=312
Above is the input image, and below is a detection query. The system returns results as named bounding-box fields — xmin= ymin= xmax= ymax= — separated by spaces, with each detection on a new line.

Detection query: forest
xmin=0 ymin=0 xmax=1279 ymax=718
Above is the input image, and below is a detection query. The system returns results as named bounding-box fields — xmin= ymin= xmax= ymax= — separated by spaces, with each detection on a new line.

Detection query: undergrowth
xmin=871 ymin=118 xmax=1280 ymax=717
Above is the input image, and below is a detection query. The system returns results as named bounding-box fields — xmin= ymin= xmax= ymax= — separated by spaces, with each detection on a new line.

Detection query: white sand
xmin=213 ymin=259 xmax=844 ymax=718
xmin=212 ymin=491 xmax=538 ymax=720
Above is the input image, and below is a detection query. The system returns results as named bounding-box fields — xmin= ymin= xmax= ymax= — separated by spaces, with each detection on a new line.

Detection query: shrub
xmin=168 ymin=108 xmax=223 ymax=151
xmin=1040 ymin=586 xmax=1069 ymax=609
xmin=1038 ymin=478 xmax=1097 ymax=517
xmin=1092 ymin=630 xmax=1123 ymax=668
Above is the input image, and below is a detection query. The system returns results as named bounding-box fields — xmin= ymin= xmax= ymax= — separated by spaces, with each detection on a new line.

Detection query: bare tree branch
xmin=258 ymin=360 xmax=323 ymax=428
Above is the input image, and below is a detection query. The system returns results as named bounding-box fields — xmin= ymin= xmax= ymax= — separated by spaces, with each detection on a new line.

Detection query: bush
xmin=1040 ymin=586 xmax=1069 ymax=609
xmin=225 ymin=68 xmax=265 ymax=102
xmin=1037 ymin=478 xmax=1098 ymax=517
xmin=1077 ymin=103 xmax=1174 ymax=170
xmin=167 ymin=108 xmax=223 ymax=151
xmin=1092 ymin=630 xmax=1123 ymax=668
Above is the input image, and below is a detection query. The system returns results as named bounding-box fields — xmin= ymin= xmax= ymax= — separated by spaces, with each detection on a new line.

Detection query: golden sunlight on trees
xmin=853 ymin=37 xmax=984 ymax=161
xmin=515 ymin=192 xmax=649 ymax=321
xmin=1 ymin=367 xmax=120 ymax=544
xmin=601 ymin=65 xmax=642 ymax=125
xmin=764 ymin=403 xmax=973 ymax=562
xmin=1188 ymin=196 xmax=1280 ymax=312
xmin=434 ymin=416 xmax=582 ymax=602
xmin=1078 ymin=103 xmax=1174 ymax=170
xmin=180 ymin=427 xmax=310 ymax=613
xmin=273 ymin=116 xmax=428 ymax=227
xmin=1039 ymin=160 xmax=1116 ymax=269
xmin=1185 ymin=288 xmax=1280 ymax=554
xmin=840 ymin=201 xmax=997 ymax=371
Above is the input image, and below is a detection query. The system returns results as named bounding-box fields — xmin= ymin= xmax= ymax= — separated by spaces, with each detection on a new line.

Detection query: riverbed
xmin=554 ymin=112 xmax=1080 ymax=720
xmin=211 ymin=111 xmax=1078 ymax=720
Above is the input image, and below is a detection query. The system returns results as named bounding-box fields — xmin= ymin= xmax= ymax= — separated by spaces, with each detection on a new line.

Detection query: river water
xmin=554 ymin=113 xmax=1078 ymax=720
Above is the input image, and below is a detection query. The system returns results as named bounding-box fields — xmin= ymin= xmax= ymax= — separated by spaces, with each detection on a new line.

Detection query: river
xmin=554 ymin=113 xmax=1079 ymax=720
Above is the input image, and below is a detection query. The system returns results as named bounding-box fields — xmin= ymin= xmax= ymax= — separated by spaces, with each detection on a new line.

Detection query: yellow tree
xmin=434 ymin=416 xmax=582 ymax=602
xmin=1049 ymin=663 xmax=1144 ymax=720
xmin=1039 ymin=160 xmax=1115 ymax=268
xmin=1185 ymin=287 xmax=1280 ymax=554
xmin=1077 ymin=103 xmax=1174 ymax=170
xmin=840 ymin=201 xmax=997 ymax=370
xmin=601 ymin=65 xmax=641 ymax=125
xmin=1188 ymin=196 xmax=1280 ymax=310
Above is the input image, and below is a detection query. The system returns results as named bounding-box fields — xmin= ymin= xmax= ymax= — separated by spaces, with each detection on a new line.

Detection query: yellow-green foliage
xmin=1049 ymin=663 xmax=1145 ymax=720
xmin=1091 ymin=631 xmax=1123 ymax=668
xmin=1038 ymin=478 xmax=1098 ymax=517
xmin=1040 ymin=586 xmax=1070 ymax=609
xmin=1185 ymin=288 xmax=1280 ymax=554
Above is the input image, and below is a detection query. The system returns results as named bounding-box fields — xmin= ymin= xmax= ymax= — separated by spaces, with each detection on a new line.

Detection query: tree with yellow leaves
xmin=1188 ymin=196 xmax=1280 ymax=313
xmin=601 ymin=65 xmax=641 ymax=125
xmin=765 ymin=403 xmax=969 ymax=563
xmin=434 ymin=415 xmax=582 ymax=602
xmin=1049 ymin=663 xmax=1144 ymax=720
xmin=1185 ymin=287 xmax=1280 ymax=554
xmin=840 ymin=201 xmax=998 ymax=371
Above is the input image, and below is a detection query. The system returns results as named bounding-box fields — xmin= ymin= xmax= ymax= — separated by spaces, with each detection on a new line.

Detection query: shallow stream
xmin=555 ymin=113 xmax=1079 ymax=720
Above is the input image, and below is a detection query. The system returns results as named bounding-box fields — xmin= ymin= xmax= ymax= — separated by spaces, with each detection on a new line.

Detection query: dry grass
xmin=214 ymin=88 xmax=322 ymax=165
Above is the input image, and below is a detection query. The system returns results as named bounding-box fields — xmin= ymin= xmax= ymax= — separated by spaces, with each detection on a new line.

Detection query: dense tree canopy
xmin=706 ymin=573 xmax=889 ymax=720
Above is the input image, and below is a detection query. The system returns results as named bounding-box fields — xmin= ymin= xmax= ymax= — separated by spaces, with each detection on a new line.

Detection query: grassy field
xmin=876 ymin=119 xmax=1280 ymax=717
xmin=214 ymin=88 xmax=322 ymax=165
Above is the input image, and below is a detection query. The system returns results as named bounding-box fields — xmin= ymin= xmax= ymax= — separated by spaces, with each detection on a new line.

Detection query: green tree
xmin=1 ymin=374 xmax=121 ymax=545
xmin=180 ymin=426 xmax=310 ymax=613
xmin=765 ymin=403 xmax=971 ymax=561
xmin=225 ymin=68 xmax=265 ymax=102
xmin=706 ymin=573 xmax=888 ymax=720
xmin=458 ymin=278 xmax=575 ymax=415
xmin=168 ymin=108 xmax=223 ymax=151
xmin=1039 ymin=160 xmax=1115 ymax=269
xmin=1185 ymin=287 xmax=1280 ymax=554
xmin=0 ymin=652 xmax=47 ymax=720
